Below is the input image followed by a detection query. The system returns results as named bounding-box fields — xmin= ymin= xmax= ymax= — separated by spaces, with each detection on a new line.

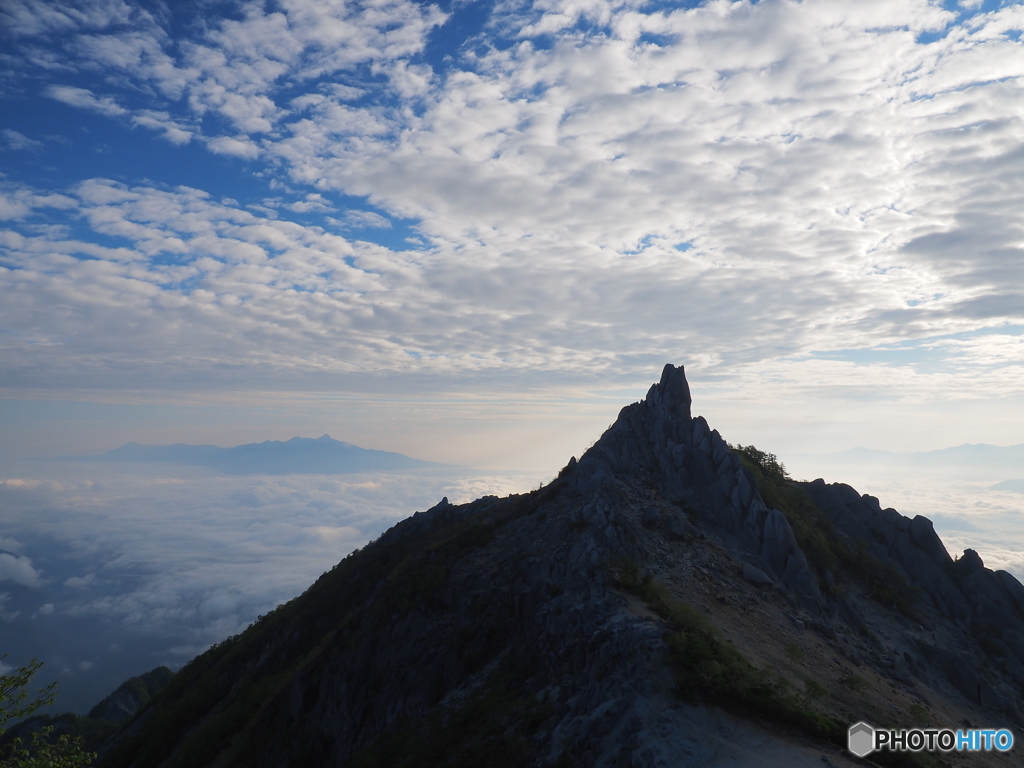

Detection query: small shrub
xmin=804 ymin=679 xmax=827 ymax=700
xmin=842 ymin=674 xmax=869 ymax=693
xmin=907 ymin=703 xmax=929 ymax=722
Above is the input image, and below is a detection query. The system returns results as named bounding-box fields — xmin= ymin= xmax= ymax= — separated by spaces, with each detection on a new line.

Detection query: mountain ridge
xmin=90 ymin=365 xmax=1024 ymax=767
xmin=1 ymin=666 xmax=175 ymax=755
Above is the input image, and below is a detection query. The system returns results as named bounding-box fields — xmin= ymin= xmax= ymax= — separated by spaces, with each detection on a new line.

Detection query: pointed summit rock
xmin=95 ymin=365 xmax=1024 ymax=768
xmin=650 ymin=362 xmax=693 ymax=419
xmin=571 ymin=363 xmax=822 ymax=610
xmin=571 ymin=363 xmax=695 ymax=492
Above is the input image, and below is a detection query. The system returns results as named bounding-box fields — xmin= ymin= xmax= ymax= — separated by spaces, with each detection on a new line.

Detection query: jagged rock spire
xmin=569 ymin=363 xmax=695 ymax=495
xmin=567 ymin=363 xmax=826 ymax=613
xmin=645 ymin=363 xmax=692 ymax=421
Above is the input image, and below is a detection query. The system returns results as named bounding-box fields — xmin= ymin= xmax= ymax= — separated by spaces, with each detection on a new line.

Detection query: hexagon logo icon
xmin=848 ymin=721 xmax=875 ymax=757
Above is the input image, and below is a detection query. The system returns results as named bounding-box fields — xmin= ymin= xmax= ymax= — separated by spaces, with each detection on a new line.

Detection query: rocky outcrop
xmin=571 ymin=365 xmax=823 ymax=612
xmin=803 ymin=480 xmax=972 ymax=624
xmin=233 ymin=499 xmax=667 ymax=766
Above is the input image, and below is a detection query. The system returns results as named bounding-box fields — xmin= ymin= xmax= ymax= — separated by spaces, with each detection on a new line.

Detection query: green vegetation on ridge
xmin=614 ymin=558 xmax=846 ymax=745
xmin=733 ymin=444 xmax=918 ymax=617
xmin=1 ymin=666 xmax=176 ymax=760
xmin=614 ymin=562 xmax=942 ymax=768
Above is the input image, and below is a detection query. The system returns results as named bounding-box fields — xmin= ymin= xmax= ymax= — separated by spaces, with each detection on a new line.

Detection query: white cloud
xmin=64 ymin=573 xmax=96 ymax=588
xmin=0 ymin=536 xmax=24 ymax=553
xmin=0 ymin=0 xmax=135 ymax=38
xmin=44 ymin=85 xmax=126 ymax=117
xmin=11 ymin=0 xmax=447 ymax=153
xmin=285 ymin=193 xmax=336 ymax=213
xmin=1 ymin=159 xmax=1023 ymax=416
xmin=0 ymin=552 xmax=42 ymax=588
xmin=205 ymin=135 xmax=261 ymax=159
xmin=329 ymin=210 xmax=392 ymax=229
xmin=0 ymin=129 xmax=42 ymax=151
xmin=15 ymin=1 xmax=1024 ymax=342
xmin=0 ymin=184 xmax=76 ymax=220
xmin=0 ymin=0 xmax=1023 ymax=462
xmin=130 ymin=111 xmax=193 ymax=145
xmin=39 ymin=602 xmax=54 ymax=614
xmin=323 ymin=83 xmax=365 ymax=101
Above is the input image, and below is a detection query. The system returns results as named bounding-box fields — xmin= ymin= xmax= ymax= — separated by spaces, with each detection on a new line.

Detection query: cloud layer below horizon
xmin=0 ymin=458 xmax=543 ymax=712
xmin=0 ymin=446 xmax=1021 ymax=714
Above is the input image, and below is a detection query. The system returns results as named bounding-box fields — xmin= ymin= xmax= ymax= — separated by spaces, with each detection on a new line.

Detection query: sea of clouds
xmin=1 ymin=442 xmax=1022 ymax=715
xmin=0 ymin=459 xmax=544 ymax=714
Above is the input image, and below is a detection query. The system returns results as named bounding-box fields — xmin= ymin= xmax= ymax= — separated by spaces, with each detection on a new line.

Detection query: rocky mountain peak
xmin=569 ymin=363 xmax=824 ymax=614
xmin=93 ymin=365 xmax=1024 ymax=768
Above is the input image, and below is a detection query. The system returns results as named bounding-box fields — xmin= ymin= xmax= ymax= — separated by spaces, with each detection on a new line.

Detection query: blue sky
xmin=1 ymin=0 xmax=1024 ymax=467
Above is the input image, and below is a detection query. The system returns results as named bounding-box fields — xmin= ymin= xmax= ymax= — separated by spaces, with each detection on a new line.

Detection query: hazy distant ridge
xmin=824 ymin=443 xmax=1024 ymax=467
xmin=85 ymin=435 xmax=438 ymax=474
xmin=992 ymin=479 xmax=1024 ymax=494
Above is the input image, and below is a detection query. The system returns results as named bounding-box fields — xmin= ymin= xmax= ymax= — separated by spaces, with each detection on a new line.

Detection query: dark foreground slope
xmin=98 ymin=366 xmax=1024 ymax=768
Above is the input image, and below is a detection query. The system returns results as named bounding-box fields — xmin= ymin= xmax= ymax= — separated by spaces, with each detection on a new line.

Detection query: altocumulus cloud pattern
xmin=0 ymin=0 xmax=1023 ymax=399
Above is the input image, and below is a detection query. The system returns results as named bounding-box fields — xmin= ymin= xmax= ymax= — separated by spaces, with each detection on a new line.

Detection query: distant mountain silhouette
xmin=824 ymin=442 xmax=1024 ymax=467
xmin=992 ymin=479 xmax=1024 ymax=493
xmin=70 ymin=435 xmax=439 ymax=474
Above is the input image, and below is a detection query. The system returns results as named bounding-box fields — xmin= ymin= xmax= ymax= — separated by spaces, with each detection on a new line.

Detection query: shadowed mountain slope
xmin=95 ymin=365 xmax=1024 ymax=768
